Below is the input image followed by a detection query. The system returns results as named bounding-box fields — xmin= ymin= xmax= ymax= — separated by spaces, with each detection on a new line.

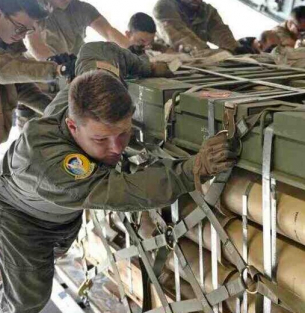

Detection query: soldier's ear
xmin=65 ymin=117 xmax=78 ymax=135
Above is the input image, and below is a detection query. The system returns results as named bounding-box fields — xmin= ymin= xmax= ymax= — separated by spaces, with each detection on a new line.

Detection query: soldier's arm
xmin=27 ymin=29 xmax=54 ymax=60
xmin=75 ymin=42 xmax=152 ymax=78
xmin=0 ymin=53 xmax=58 ymax=84
xmin=75 ymin=1 xmax=129 ymax=48
xmin=206 ymin=6 xmax=239 ymax=52
xmin=273 ymin=26 xmax=296 ymax=48
xmin=90 ymin=15 xmax=130 ymax=48
xmin=153 ymin=0 xmax=209 ymax=51
xmin=34 ymin=155 xmax=196 ymax=212
xmin=16 ymin=83 xmax=52 ymax=115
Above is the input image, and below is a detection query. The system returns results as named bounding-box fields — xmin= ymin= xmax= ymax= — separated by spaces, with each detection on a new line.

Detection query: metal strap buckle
xmin=78 ymin=278 xmax=93 ymax=297
xmin=164 ymin=225 xmax=175 ymax=250
xmin=240 ymin=266 xmax=259 ymax=295
xmin=223 ymin=102 xmax=237 ymax=139
xmin=157 ymin=223 xmax=175 ymax=250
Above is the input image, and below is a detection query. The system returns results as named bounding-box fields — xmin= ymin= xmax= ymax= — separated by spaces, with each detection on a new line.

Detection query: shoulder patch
xmin=63 ymin=154 xmax=96 ymax=180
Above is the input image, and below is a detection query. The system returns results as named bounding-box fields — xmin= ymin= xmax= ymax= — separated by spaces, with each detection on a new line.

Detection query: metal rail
xmin=181 ymin=65 xmax=305 ymax=93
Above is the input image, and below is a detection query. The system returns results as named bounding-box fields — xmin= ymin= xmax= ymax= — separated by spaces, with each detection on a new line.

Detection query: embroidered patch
xmin=63 ymin=154 xmax=96 ymax=180
xmin=96 ymin=61 xmax=120 ymax=78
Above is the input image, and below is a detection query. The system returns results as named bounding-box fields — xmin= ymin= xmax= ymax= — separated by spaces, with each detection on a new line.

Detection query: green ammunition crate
xmin=173 ymin=90 xmax=305 ymax=188
xmin=173 ymin=91 xmax=292 ymax=150
xmin=127 ymin=78 xmax=192 ymax=139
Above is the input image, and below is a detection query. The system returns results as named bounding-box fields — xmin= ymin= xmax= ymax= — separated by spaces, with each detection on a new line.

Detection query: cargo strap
xmin=224 ymin=101 xmax=305 ymax=140
xmin=89 ymin=210 xmax=132 ymax=313
xmin=111 ymin=171 xmax=242 ymax=312
xmin=85 ymin=149 xmax=305 ymax=313
xmin=116 ymin=210 xmax=247 ymax=313
xmin=76 ymin=211 xmax=94 ymax=299
xmin=86 ymin=169 xmax=305 ymax=313
xmin=190 ymin=181 xmax=305 ymax=313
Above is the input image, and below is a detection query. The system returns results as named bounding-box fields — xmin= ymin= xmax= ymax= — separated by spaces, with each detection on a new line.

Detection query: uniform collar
xmin=59 ymin=108 xmax=76 ymax=144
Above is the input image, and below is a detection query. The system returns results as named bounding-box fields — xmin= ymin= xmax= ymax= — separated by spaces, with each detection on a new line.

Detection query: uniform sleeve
xmin=43 ymin=86 xmax=69 ymax=117
xmin=0 ymin=53 xmax=57 ymax=84
xmin=77 ymin=1 xmax=101 ymax=27
xmin=75 ymin=42 xmax=152 ymax=77
xmin=205 ymin=5 xmax=238 ymax=51
xmin=153 ymin=0 xmax=210 ymax=51
xmin=151 ymin=42 xmax=171 ymax=53
xmin=34 ymin=156 xmax=196 ymax=212
xmin=16 ymin=83 xmax=52 ymax=115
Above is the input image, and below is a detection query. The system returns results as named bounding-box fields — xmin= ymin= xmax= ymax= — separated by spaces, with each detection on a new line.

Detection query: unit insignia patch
xmin=63 ymin=154 xmax=96 ymax=180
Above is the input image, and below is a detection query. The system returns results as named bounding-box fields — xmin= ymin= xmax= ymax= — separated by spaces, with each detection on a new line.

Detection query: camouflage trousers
xmin=0 ymin=192 xmax=82 ymax=313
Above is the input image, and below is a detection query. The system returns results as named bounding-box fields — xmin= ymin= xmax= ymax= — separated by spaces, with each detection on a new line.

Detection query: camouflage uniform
xmin=0 ymin=42 xmax=196 ymax=313
xmin=273 ymin=22 xmax=297 ymax=48
xmin=0 ymin=40 xmax=58 ymax=143
xmin=153 ymin=0 xmax=238 ymax=52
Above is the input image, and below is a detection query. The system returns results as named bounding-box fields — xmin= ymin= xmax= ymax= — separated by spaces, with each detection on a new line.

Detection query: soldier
xmin=126 ymin=13 xmax=157 ymax=51
xmin=153 ymin=0 xmax=239 ymax=54
xmin=126 ymin=12 xmax=172 ymax=56
xmin=0 ymin=0 xmax=75 ymax=143
xmin=0 ymin=43 xmax=237 ymax=313
xmin=273 ymin=6 xmax=305 ymax=48
xmin=26 ymin=0 xmax=130 ymax=60
xmin=238 ymin=30 xmax=280 ymax=54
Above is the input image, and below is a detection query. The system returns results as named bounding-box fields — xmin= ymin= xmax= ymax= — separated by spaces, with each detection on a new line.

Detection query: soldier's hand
xmin=47 ymin=53 xmax=77 ymax=65
xmin=193 ymin=132 xmax=237 ymax=178
xmin=151 ymin=62 xmax=174 ymax=78
xmin=58 ymin=59 xmax=76 ymax=82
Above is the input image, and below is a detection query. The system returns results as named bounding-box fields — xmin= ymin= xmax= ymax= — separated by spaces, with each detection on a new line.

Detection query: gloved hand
xmin=47 ymin=53 xmax=77 ymax=65
xmin=58 ymin=59 xmax=76 ymax=82
xmin=48 ymin=53 xmax=76 ymax=82
xmin=128 ymin=44 xmax=146 ymax=56
xmin=151 ymin=62 xmax=174 ymax=78
xmin=193 ymin=132 xmax=238 ymax=190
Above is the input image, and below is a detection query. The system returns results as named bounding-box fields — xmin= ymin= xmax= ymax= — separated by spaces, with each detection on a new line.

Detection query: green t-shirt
xmin=39 ymin=0 xmax=100 ymax=55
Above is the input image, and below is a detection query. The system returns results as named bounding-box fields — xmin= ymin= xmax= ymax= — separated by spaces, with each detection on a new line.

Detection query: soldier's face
xmin=288 ymin=18 xmax=305 ymax=37
xmin=48 ymin=0 xmax=72 ymax=10
xmin=125 ymin=30 xmax=155 ymax=49
xmin=0 ymin=10 xmax=36 ymax=44
xmin=66 ymin=116 xmax=132 ymax=165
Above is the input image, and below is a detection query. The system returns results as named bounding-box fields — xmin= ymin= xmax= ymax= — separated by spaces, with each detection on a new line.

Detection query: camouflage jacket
xmin=0 ymin=40 xmax=57 ymax=143
xmin=45 ymin=41 xmax=153 ymax=116
xmin=0 ymin=42 xmax=195 ymax=223
xmin=273 ymin=22 xmax=297 ymax=48
xmin=153 ymin=0 xmax=238 ymax=52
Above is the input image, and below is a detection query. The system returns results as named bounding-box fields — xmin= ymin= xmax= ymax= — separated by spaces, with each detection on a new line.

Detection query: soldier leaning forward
xmin=27 ymin=0 xmax=130 ymax=60
xmin=0 ymin=42 xmax=237 ymax=312
xmin=0 ymin=0 xmax=77 ymax=142
xmin=153 ymin=0 xmax=239 ymax=53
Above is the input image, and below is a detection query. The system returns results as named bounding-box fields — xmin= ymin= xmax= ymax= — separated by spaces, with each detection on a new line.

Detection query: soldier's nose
xmin=110 ymin=137 xmax=123 ymax=154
